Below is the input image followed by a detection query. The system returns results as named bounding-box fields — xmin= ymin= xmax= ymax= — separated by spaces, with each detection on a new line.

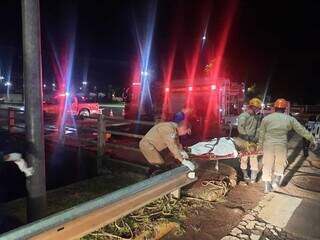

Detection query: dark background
xmin=0 ymin=0 xmax=319 ymax=104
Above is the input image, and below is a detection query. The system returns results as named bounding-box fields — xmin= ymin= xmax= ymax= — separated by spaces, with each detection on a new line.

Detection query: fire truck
xmin=124 ymin=78 xmax=245 ymax=137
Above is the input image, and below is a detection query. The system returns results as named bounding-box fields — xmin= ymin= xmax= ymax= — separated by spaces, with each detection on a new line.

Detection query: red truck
xmin=43 ymin=94 xmax=101 ymax=117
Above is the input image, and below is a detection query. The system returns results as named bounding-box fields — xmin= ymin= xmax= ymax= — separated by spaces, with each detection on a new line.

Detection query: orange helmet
xmin=249 ymin=98 xmax=262 ymax=108
xmin=274 ymin=98 xmax=288 ymax=109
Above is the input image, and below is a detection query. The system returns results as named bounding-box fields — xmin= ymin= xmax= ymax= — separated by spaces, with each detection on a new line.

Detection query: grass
xmin=4 ymin=170 xmax=146 ymax=224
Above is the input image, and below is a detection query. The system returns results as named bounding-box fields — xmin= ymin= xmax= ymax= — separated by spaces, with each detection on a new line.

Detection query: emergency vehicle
xmin=124 ymin=78 xmax=245 ymax=136
xmin=43 ymin=94 xmax=101 ymax=117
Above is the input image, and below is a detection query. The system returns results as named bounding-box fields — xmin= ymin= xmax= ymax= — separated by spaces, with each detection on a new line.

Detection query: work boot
xmin=271 ymin=175 xmax=282 ymax=190
xmin=250 ymin=170 xmax=258 ymax=183
xmin=264 ymin=181 xmax=272 ymax=193
xmin=242 ymin=169 xmax=250 ymax=181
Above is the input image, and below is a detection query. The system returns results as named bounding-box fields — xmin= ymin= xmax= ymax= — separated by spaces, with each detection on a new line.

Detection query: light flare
xmin=203 ymin=0 xmax=238 ymax=138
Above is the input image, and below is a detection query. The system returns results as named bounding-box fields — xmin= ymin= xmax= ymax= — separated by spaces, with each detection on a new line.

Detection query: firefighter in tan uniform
xmin=234 ymin=98 xmax=262 ymax=183
xmin=258 ymin=98 xmax=316 ymax=193
xmin=139 ymin=121 xmax=195 ymax=174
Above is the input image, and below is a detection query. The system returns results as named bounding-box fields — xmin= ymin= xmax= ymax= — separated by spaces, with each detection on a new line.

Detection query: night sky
xmin=0 ymin=0 xmax=319 ymax=104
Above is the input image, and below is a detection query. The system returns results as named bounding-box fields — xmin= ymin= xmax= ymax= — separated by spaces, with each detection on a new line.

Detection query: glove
xmin=181 ymin=151 xmax=189 ymax=159
xmin=181 ymin=159 xmax=195 ymax=171
xmin=257 ymin=145 xmax=263 ymax=154
xmin=239 ymin=134 xmax=249 ymax=141
xmin=14 ymin=159 xmax=34 ymax=177
xmin=247 ymin=135 xmax=258 ymax=143
xmin=3 ymin=153 xmax=34 ymax=177
xmin=310 ymin=140 xmax=318 ymax=151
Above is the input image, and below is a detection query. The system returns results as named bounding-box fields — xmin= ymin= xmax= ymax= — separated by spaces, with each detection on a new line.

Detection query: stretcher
xmin=188 ymin=152 xmax=238 ymax=171
xmin=188 ymin=152 xmax=263 ymax=171
xmin=186 ymin=137 xmax=262 ymax=171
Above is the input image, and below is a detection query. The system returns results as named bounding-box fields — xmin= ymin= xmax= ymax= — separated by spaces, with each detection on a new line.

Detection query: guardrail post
xmin=97 ymin=114 xmax=106 ymax=173
xmin=8 ymin=108 xmax=15 ymax=133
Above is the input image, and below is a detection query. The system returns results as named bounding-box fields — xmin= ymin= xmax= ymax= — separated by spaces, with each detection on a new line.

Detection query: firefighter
xmin=173 ymin=106 xmax=193 ymax=123
xmin=258 ymin=98 xmax=317 ymax=193
xmin=173 ymin=107 xmax=193 ymax=146
xmin=139 ymin=120 xmax=195 ymax=175
xmin=234 ymin=97 xmax=262 ymax=183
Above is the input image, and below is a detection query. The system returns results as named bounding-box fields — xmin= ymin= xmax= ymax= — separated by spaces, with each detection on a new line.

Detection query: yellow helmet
xmin=249 ymin=98 xmax=262 ymax=108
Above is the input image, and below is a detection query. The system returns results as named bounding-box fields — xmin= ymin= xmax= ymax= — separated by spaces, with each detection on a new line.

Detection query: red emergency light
xmin=58 ymin=92 xmax=70 ymax=97
xmin=165 ymin=87 xmax=170 ymax=92
xmin=132 ymin=82 xmax=141 ymax=86
xmin=188 ymin=86 xmax=193 ymax=92
xmin=211 ymin=84 xmax=217 ymax=90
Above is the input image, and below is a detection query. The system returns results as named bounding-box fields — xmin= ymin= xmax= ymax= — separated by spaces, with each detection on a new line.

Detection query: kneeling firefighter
xmin=139 ymin=120 xmax=195 ymax=175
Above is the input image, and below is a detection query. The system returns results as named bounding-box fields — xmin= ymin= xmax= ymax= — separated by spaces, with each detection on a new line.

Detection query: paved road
xmin=222 ymin=134 xmax=320 ymax=240
xmin=0 ymin=102 xmax=125 ymax=118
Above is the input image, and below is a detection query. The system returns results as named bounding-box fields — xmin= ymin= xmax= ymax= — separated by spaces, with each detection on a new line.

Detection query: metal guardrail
xmin=0 ymin=107 xmax=24 ymax=113
xmin=102 ymin=116 xmax=155 ymax=126
xmin=104 ymin=142 xmax=141 ymax=152
xmin=106 ymin=130 xmax=144 ymax=139
xmin=291 ymin=105 xmax=320 ymax=114
xmin=0 ymin=166 xmax=196 ymax=240
xmin=0 ymin=107 xmax=25 ymax=132
xmin=104 ymin=122 xmax=132 ymax=127
xmin=0 ymin=110 xmax=147 ymax=169
xmin=99 ymin=103 xmax=125 ymax=108
xmin=123 ymin=119 xmax=155 ymax=126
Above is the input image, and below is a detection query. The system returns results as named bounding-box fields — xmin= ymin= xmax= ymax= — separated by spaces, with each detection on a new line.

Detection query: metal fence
xmin=291 ymin=105 xmax=320 ymax=114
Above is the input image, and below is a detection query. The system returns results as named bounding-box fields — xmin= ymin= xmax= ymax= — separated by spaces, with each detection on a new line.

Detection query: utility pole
xmin=21 ymin=0 xmax=47 ymax=221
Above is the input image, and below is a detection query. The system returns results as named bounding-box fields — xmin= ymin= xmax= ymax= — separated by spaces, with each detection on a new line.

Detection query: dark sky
xmin=0 ymin=0 xmax=319 ymax=104
xmin=228 ymin=1 xmax=320 ymax=104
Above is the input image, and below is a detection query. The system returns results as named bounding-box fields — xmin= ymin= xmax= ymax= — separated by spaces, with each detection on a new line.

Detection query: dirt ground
xmin=163 ymin=182 xmax=265 ymax=240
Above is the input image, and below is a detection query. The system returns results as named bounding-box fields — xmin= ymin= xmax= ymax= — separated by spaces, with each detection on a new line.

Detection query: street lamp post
xmin=82 ymin=81 xmax=88 ymax=92
xmin=4 ymin=81 xmax=11 ymax=101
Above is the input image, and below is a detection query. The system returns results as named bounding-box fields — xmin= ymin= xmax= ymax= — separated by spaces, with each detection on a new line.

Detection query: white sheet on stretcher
xmin=189 ymin=137 xmax=238 ymax=157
